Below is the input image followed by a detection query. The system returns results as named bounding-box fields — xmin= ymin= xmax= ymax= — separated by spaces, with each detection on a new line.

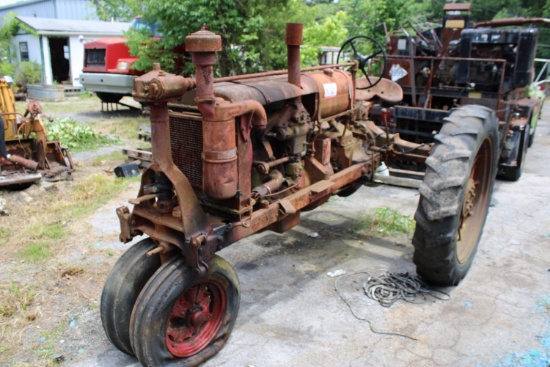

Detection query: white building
xmin=14 ymin=16 xmax=129 ymax=86
xmin=0 ymin=0 xmax=128 ymax=87
xmin=0 ymin=0 xmax=97 ymax=21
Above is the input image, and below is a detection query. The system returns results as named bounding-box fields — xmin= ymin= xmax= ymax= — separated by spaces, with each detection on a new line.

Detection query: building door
xmin=48 ymin=37 xmax=70 ymax=84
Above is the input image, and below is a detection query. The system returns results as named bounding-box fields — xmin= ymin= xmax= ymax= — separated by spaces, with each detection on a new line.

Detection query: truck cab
xmin=80 ymin=16 xmax=154 ymax=103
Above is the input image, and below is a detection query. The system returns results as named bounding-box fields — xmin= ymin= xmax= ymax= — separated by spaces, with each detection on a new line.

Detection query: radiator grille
xmin=170 ymin=115 xmax=203 ymax=188
xmin=85 ymin=49 xmax=105 ymax=68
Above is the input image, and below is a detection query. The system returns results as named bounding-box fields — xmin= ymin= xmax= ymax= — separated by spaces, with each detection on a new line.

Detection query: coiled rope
xmin=334 ymin=271 xmax=450 ymax=340
xmin=363 ymin=272 xmax=449 ymax=307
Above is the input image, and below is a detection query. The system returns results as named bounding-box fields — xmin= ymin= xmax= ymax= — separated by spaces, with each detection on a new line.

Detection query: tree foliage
xmin=122 ymin=0 xmax=317 ymax=76
xmin=344 ymin=0 xmax=415 ymax=44
xmin=90 ymin=0 xmax=142 ymax=21
xmin=302 ymin=11 xmax=349 ymax=66
xmin=0 ymin=12 xmax=37 ymax=81
xmin=92 ymin=0 xmax=550 ymax=74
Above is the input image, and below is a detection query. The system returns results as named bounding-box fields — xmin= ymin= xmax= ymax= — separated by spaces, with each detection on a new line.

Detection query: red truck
xmin=80 ymin=17 xmax=155 ymax=103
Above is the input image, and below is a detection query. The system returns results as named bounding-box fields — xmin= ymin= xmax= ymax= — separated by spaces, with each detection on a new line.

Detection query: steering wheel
xmin=337 ymin=35 xmax=387 ymax=89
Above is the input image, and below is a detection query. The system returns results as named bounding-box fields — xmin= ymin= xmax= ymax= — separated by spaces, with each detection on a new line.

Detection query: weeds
xmin=98 ymin=115 xmax=149 ymax=141
xmin=44 ymin=117 xmax=120 ymax=151
xmin=91 ymin=151 xmax=126 ymax=167
xmin=0 ymin=282 xmax=35 ymax=318
xmin=0 ymin=227 xmax=8 ymax=246
xmin=1 ymin=98 xmax=144 ymax=366
xmin=37 ymin=322 xmax=65 ymax=359
xmin=351 ymin=207 xmax=415 ymax=236
xmin=69 ymin=173 xmax=140 ymax=216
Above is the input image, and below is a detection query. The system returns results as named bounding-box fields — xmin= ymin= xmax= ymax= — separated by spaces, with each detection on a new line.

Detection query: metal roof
xmin=0 ymin=0 xmax=46 ymax=11
xmin=17 ymin=16 xmax=129 ymax=36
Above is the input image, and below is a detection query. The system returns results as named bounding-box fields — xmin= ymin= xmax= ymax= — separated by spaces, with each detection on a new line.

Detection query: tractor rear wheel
xmin=130 ymin=255 xmax=240 ymax=366
xmin=100 ymin=238 xmax=161 ymax=355
xmin=412 ymin=105 xmax=498 ymax=286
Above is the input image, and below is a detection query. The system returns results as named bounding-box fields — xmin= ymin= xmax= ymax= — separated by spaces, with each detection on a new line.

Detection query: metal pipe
xmin=219 ymin=100 xmax=267 ymax=128
xmin=285 ymin=23 xmax=303 ymax=88
xmin=185 ymin=26 xmax=222 ymax=104
xmin=186 ymin=27 xmax=239 ymax=200
xmin=253 ymin=156 xmax=291 ymax=174
xmin=474 ymin=18 xmax=550 ymax=28
xmin=7 ymin=154 xmax=39 ymax=171
xmin=252 ymin=170 xmax=285 ymax=199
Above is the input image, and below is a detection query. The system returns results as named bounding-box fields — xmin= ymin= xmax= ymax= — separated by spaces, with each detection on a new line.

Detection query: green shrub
xmin=0 ymin=61 xmax=14 ymax=79
xmin=351 ymin=207 xmax=415 ymax=236
xmin=44 ymin=117 xmax=120 ymax=151
xmin=14 ymin=61 xmax=41 ymax=92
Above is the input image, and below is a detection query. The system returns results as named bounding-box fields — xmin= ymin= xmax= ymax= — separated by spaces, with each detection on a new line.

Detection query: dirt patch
xmin=0 ymin=98 xmax=145 ymax=366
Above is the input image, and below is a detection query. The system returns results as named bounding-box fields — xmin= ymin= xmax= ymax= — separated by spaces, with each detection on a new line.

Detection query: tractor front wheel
xmin=130 ymin=255 xmax=240 ymax=366
xmin=412 ymin=105 xmax=498 ymax=286
xmin=100 ymin=238 xmax=162 ymax=355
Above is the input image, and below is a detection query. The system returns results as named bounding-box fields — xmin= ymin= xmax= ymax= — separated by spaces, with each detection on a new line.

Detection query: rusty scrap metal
xmin=474 ymin=17 xmax=550 ymax=28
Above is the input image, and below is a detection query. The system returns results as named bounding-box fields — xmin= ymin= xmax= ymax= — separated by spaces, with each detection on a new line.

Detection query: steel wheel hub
xmin=166 ymin=282 xmax=226 ymax=357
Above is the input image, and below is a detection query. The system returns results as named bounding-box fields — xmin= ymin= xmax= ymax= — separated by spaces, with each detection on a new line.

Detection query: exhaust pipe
xmin=286 ymin=23 xmax=303 ymax=88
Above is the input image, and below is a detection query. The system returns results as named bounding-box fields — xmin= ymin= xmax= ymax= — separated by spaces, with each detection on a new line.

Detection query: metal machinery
xmin=381 ymin=2 xmax=547 ymax=181
xmin=0 ymin=79 xmax=74 ymax=189
xmin=101 ymin=23 xmax=500 ymax=366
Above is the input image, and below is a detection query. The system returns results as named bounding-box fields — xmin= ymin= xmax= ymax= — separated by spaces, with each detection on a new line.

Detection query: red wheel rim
xmin=166 ymin=280 xmax=227 ymax=357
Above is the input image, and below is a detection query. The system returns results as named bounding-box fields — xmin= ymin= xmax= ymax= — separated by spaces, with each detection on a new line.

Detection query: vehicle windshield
xmin=131 ymin=17 xmax=163 ymax=37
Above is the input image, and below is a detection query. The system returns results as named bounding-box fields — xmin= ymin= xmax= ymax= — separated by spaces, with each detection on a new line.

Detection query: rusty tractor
xmin=378 ymin=2 xmax=547 ymax=181
xmin=102 ymin=23 xmax=499 ymax=366
xmin=0 ymin=79 xmax=74 ymax=189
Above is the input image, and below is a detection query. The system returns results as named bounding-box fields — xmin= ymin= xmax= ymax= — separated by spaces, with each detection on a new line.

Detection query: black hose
xmin=0 ymin=117 xmax=7 ymax=159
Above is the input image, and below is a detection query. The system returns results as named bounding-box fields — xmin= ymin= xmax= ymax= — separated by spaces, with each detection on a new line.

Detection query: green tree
xmin=0 ymin=13 xmax=37 ymax=80
xmin=345 ymin=0 xmax=414 ymax=43
xmin=90 ymin=0 xmax=142 ymax=21
xmin=301 ymin=11 xmax=349 ymax=66
xmin=121 ymin=0 xmax=316 ymax=76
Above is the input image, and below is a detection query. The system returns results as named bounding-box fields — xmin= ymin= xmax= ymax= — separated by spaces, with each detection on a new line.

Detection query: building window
xmin=19 ymin=42 xmax=29 ymax=61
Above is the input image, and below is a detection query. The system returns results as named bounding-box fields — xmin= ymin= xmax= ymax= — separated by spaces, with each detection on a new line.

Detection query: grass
xmin=15 ymin=93 xmax=99 ymax=115
xmin=90 ymin=151 xmax=127 ymax=167
xmin=69 ymin=173 xmax=140 ymax=217
xmin=1 ymin=96 xmax=147 ymax=366
xmin=0 ymin=227 xmax=8 ymax=246
xmin=96 ymin=115 xmax=150 ymax=141
xmin=37 ymin=322 xmax=66 ymax=359
xmin=0 ymin=281 xmax=35 ymax=318
xmin=8 ymin=172 xmax=140 ymax=263
xmin=351 ymin=207 xmax=415 ymax=236
xmin=19 ymin=242 xmax=52 ymax=262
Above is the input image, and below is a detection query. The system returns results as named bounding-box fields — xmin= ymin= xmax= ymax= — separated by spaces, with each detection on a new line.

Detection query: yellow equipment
xmin=0 ymin=78 xmax=74 ymax=189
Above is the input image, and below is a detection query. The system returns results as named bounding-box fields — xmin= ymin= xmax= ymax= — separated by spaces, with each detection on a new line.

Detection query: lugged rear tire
xmin=412 ymin=105 xmax=498 ymax=286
